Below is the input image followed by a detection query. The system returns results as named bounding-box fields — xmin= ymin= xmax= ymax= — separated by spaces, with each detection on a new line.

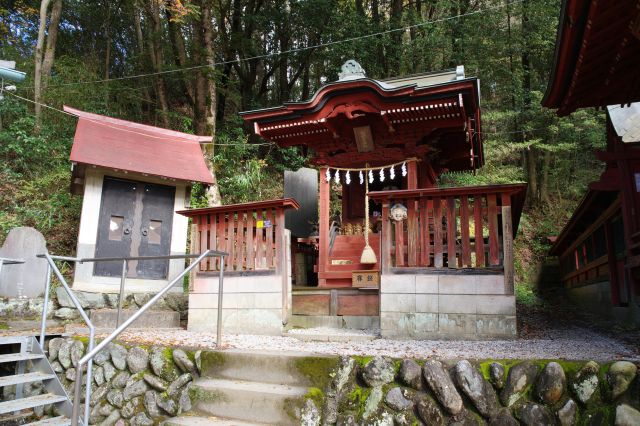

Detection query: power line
xmin=39 ymin=0 xmax=524 ymax=88
xmin=5 ymin=92 xmax=274 ymax=146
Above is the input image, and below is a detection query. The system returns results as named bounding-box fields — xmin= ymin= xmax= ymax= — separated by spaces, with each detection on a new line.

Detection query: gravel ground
xmin=88 ymin=324 xmax=638 ymax=361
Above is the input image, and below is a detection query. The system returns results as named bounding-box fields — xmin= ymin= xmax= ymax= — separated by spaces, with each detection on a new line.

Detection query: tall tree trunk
xmin=133 ymin=8 xmax=153 ymax=115
xmin=525 ymin=146 xmax=538 ymax=207
xmin=41 ymin=0 xmax=62 ymax=91
xmin=34 ymin=0 xmax=52 ymax=132
xmin=104 ymin=2 xmax=111 ymax=80
xmin=540 ymin=150 xmax=552 ymax=206
xmin=145 ymin=0 xmax=170 ymax=127
xmin=198 ymin=0 xmax=221 ymax=206
xmin=166 ymin=8 xmax=194 ymax=105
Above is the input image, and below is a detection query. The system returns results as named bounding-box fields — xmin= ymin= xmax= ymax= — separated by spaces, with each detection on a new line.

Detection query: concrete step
xmin=190 ymin=378 xmax=307 ymax=426
xmin=289 ymin=314 xmax=379 ymax=330
xmin=0 ymin=393 xmax=68 ymax=415
xmin=284 ymin=328 xmax=378 ymax=342
xmin=0 ymin=336 xmax=31 ymax=345
xmin=0 ymin=353 xmax=44 ymax=364
xmin=89 ymin=309 xmax=180 ymax=329
xmin=200 ymin=349 xmax=326 ymax=386
xmin=0 ymin=372 xmax=56 ymax=387
xmin=164 ymin=415 xmax=267 ymax=425
xmin=26 ymin=416 xmax=71 ymax=426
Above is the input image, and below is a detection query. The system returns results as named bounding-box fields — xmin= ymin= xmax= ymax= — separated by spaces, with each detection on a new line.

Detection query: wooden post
xmin=381 ymin=203 xmax=391 ymax=273
xmin=501 ymin=193 xmax=514 ymax=295
xmin=406 ymin=160 xmax=418 ymax=266
xmin=318 ymin=167 xmax=330 ymax=286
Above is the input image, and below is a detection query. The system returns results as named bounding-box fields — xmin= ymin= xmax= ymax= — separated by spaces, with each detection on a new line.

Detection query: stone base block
xmin=89 ymin=309 xmax=180 ymax=328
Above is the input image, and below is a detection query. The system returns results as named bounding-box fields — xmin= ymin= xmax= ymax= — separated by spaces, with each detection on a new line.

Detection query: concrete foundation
xmin=188 ymin=273 xmax=288 ymax=335
xmin=567 ymin=280 xmax=640 ymax=326
xmin=380 ymin=272 xmax=516 ymax=339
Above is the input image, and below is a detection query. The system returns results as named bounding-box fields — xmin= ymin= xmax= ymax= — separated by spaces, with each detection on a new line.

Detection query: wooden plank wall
xmin=387 ymin=193 xmax=509 ymax=269
xmin=193 ymin=208 xmax=281 ymax=272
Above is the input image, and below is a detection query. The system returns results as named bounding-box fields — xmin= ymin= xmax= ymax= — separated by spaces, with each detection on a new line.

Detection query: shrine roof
xmin=542 ymin=0 xmax=640 ymax=115
xmin=239 ymin=65 xmax=483 ymax=171
xmin=65 ymin=106 xmax=214 ymax=184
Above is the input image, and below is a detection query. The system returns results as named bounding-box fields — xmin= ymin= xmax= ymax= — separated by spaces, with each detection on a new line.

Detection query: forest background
xmin=0 ymin=0 xmax=605 ymax=303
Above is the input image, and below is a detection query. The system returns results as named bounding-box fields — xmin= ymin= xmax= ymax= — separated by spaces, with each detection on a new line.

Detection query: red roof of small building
xmin=542 ymin=0 xmax=640 ymax=115
xmin=65 ymin=106 xmax=214 ymax=184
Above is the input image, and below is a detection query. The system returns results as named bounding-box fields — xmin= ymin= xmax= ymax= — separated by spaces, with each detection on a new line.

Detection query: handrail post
xmin=39 ymin=263 xmax=52 ymax=349
xmin=216 ymin=255 xmax=225 ymax=347
xmin=116 ymin=259 xmax=127 ymax=328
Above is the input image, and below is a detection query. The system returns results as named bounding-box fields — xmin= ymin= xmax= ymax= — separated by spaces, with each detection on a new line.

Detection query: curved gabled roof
xmin=65 ymin=106 xmax=214 ymax=184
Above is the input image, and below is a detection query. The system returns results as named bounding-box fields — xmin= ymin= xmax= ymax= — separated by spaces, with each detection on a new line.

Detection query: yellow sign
xmin=256 ymin=220 xmax=264 ymax=228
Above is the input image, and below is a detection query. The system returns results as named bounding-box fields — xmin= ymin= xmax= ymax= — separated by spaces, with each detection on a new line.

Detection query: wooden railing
xmin=369 ymin=184 xmax=526 ymax=287
xmin=178 ymin=199 xmax=300 ymax=273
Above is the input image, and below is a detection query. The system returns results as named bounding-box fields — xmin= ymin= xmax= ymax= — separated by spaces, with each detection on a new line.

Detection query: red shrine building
xmin=544 ymin=0 xmax=640 ymax=325
xmin=182 ymin=61 xmax=526 ymax=338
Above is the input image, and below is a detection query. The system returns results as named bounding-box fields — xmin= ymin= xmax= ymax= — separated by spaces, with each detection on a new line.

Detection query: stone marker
xmin=0 ymin=227 xmax=48 ymax=298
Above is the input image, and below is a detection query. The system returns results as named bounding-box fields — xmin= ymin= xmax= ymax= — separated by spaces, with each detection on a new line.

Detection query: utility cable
xmin=38 ymin=0 xmax=524 ymax=88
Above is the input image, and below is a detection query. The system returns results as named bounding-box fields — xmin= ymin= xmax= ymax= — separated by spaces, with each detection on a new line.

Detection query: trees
xmin=0 ymin=0 xmax=605 ymax=250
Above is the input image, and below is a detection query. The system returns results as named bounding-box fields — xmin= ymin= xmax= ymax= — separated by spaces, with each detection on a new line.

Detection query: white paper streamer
xmin=359 ymin=171 xmax=364 ymax=184
xmin=325 ymin=168 xmax=331 ymax=183
xmin=401 ymin=162 xmax=407 ymax=177
xmin=390 ymin=166 xmax=395 ymax=180
xmin=334 ymin=170 xmax=340 ymax=184
xmin=368 ymin=170 xmax=374 ymax=183
xmin=345 ymin=171 xmax=351 ymax=185
xmin=379 ymin=168 xmax=385 ymax=182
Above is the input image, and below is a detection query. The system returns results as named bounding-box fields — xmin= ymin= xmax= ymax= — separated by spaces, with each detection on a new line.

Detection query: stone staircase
xmin=166 ymin=350 xmax=332 ymax=425
xmin=0 ymin=336 xmax=72 ymax=425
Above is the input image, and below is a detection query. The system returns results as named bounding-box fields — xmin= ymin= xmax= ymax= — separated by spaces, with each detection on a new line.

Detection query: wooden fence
xmin=369 ymin=184 xmax=526 ymax=286
xmin=178 ymin=199 xmax=299 ymax=273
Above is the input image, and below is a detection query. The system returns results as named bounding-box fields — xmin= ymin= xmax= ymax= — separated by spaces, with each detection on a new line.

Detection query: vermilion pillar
xmin=318 ymin=167 xmax=330 ymax=286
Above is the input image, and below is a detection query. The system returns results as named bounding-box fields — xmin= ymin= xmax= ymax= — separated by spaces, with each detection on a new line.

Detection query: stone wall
xmin=188 ymin=272 xmax=286 ymax=335
xmin=567 ymin=281 xmax=640 ymax=327
xmin=381 ymin=273 xmax=516 ymax=339
xmin=302 ymin=356 xmax=640 ymax=426
xmin=46 ymin=338 xmax=198 ymax=425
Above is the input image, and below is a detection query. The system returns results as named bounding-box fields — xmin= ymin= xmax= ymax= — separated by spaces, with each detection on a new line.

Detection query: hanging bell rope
xmin=361 ymin=163 xmax=378 ymax=265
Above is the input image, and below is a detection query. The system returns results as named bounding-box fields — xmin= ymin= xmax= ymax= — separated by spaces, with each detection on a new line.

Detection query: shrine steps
xmin=323 ymin=234 xmax=380 ymax=287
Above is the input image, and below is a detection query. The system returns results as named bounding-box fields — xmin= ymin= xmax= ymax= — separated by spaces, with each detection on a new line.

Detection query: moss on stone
xmin=188 ymin=385 xmax=224 ymax=404
xmin=198 ymin=351 xmax=225 ymax=374
xmin=346 ymin=385 xmax=371 ymax=418
xmin=305 ymin=387 xmax=325 ymax=408
xmin=294 ymin=356 xmax=339 ymax=391
xmin=0 ymin=322 xmax=8 ymax=330
xmin=354 ymin=355 xmax=373 ymax=368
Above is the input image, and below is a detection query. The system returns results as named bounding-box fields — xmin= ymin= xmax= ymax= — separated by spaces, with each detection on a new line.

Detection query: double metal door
xmin=94 ymin=177 xmax=175 ymax=279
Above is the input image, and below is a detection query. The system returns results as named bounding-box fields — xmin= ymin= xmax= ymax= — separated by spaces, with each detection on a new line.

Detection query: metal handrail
xmin=37 ymin=250 xmax=226 ymax=425
xmin=40 ymin=253 xmax=95 ymax=425
xmin=70 ymin=249 xmax=225 ymax=426
xmin=0 ymin=257 xmax=25 ymax=287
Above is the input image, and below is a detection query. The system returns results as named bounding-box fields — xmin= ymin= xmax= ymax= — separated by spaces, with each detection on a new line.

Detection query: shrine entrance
xmin=94 ymin=177 xmax=175 ymax=279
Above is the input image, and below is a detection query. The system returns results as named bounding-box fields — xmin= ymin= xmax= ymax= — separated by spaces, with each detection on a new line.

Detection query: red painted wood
xmin=275 ymin=208 xmax=285 ymax=275
xmin=216 ymin=212 xmax=225 ymax=270
xmin=460 ymin=196 xmax=471 ymax=267
xmin=446 ymin=197 xmax=457 ymax=268
xmin=474 ymin=196 xmax=485 ymax=267
xmin=208 ymin=213 xmax=217 ymax=270
xmin=337 ymin=294 xmax=379 ymax=316
xmin=433 ymin=197 xmax=443 ymax=268
xmin=227 ymin=212 xmax=235 ymax=271
xmin=395 ymin=219 xmax=405 ymax=267
xmin=266 ymin=209 xmax=274 ymax=269
xmin=66 ymin=106 xmax=214 ymax=184
xmin=419 ymin=198 xmax=429 ymax=266
xmin=246 ymin=210 xmax=255 ymax=270
xmin=194 ymin=215 xmax=203 ymax=271
xmin=178 ymin=198 xmax=300 ymax=217
xmin=381 ymin=204 xmax=391 ymax=273
xmin=407 ymin=197 xmax=418 ymax=266
xmin=237 ymin=211 xmax=246 ymax=270
xmin=487 ymin=193 xmax=500 ymax=266
xmin=318 ymin=168 xmax=330 ymax=286
xmin=255 ymin=210 xmax=266 ymax=269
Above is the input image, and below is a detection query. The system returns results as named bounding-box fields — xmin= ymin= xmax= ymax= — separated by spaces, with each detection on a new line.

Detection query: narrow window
xmin=109 ymin=216 xmax=124 ymax=241
xmin=149 ymin=220 xmax=162 ymax=244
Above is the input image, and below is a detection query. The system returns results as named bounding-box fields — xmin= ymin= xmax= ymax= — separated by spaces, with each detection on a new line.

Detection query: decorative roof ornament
xmin=338 ymin=60 xmax=366 ymax=81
